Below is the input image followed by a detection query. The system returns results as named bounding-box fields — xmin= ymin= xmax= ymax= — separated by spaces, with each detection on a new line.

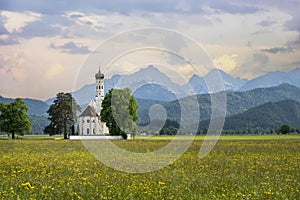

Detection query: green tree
xmin=129 ymin=95 xmax=139 ymax=139
xmin=0 ymin=98 xmax=32 ymax=139
xmin=291 ymin=127 xmax=295 ymax=133
xmin=44 ymin=93 xmax=81 ymax=139
xmin=279 ymin=124 xmax=291 ymax=134
xmin=196 ymin=129 xmax=202 ymax=135
xmin=101 ymin=88 xmax=138 ymax=139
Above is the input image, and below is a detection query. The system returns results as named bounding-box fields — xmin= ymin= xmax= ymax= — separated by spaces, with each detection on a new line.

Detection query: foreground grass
xmin=2 ymin=134 xmax=299 ymax=141
xmin=0 ymin=135 xmax=64 ymax=140
xmin=137 ymin=134 xmax=300 ymax=140
xmin=0 ymin=139 xmax=299 ymax=199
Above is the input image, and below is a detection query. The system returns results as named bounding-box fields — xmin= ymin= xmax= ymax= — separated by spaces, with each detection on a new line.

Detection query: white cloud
xmin=1 ymin=11 xmax=41 ymax=33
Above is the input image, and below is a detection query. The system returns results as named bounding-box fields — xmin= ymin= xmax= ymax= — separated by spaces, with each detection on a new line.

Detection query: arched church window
xmin=93 ymin=128 xmax=95 ymax=134
xmin=87 ymin=128 xmax=89 ymax=134
xmin=102 ymin=86 xmax=103 ymax=89
xmin=87 ymin=119 xmax=90 ymax=123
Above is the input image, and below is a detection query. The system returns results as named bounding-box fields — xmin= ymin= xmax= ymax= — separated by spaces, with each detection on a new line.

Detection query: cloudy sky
xmin=0 ymin=0 xmax=300 ymax=100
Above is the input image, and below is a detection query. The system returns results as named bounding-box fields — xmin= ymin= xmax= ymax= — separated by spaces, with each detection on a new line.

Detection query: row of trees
xmin=156 ymin=123 xmax=297 ymax=136
xmin=195 ymin=124 xmax=298 ymax=135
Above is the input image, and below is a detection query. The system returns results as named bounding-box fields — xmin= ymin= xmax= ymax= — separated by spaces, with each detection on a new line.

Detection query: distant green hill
xmin=136 ymin=98 xmax=166 ymax=125
xmin=29 ymin=115 xmax=50 ymax=134
xmin=199 ymin=99 xmax=300 ymax=133
xmin=138 ymin=83 xmax=300 ymax=128
xmin=0 ymin=96 xmax=49 ymax=115
xmin=224 ymin=83 xmax=300 ymax=116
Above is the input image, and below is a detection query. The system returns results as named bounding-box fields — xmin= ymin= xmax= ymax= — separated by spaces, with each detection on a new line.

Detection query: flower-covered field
xmin=0 ymin=138 xmax=299 ymax=199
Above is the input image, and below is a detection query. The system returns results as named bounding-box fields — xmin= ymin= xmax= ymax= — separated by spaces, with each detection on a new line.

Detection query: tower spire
xmin=94 ymin=66 xmax=105 ymax=115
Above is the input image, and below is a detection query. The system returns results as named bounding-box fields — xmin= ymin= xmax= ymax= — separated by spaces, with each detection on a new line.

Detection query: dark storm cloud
xmin=50 ymin=41 xmax=91 ymax=54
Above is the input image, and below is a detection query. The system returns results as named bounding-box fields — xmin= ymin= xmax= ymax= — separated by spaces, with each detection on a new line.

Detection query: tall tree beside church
xmin=44 ymin=93 xmax=81 ymax=139
xmin=128 ymin=95 xmax=139 ymax=138
xmin=101 ymin=88 xmax=138 ymax=138
xmin=0 ymin=98 xmax=32 ymax=139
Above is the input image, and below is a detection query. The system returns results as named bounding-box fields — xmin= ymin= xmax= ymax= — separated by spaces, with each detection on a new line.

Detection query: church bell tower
xmin=94 ymin=67 xmax=105 ymax=115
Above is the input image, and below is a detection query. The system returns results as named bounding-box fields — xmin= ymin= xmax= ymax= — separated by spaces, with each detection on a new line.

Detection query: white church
xmin=77 ymin=68 xmax=109 ymax=135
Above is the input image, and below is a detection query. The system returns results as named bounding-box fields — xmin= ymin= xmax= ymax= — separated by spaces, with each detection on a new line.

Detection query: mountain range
xmin=54 ymin=65 xmax=300 ymax=105
xmin=240 ymin=68 xmax=300 ymax=91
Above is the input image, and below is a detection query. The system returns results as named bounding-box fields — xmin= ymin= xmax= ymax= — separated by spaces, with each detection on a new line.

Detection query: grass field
xmin=0 ymin=137 xmax=300 ymax=199
xmin=2 ymin=134 xmax=300 ymax=141
xmin=137 ymin=134 xmax=300 ymax=140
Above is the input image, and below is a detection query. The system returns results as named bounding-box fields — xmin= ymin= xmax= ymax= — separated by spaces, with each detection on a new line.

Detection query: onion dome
xmin=95 ymin=69 xmax=104 ymax=79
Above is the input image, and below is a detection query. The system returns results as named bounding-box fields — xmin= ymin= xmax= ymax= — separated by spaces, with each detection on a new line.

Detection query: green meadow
xmin=0 ymin=136 xmax=300 ymax=199
xmin=137 ymin=134 xmax=300 ymax=140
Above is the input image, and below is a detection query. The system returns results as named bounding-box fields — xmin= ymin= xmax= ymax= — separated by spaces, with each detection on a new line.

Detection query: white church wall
xmin=79 ymin=116 xmax=100 ymax=135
